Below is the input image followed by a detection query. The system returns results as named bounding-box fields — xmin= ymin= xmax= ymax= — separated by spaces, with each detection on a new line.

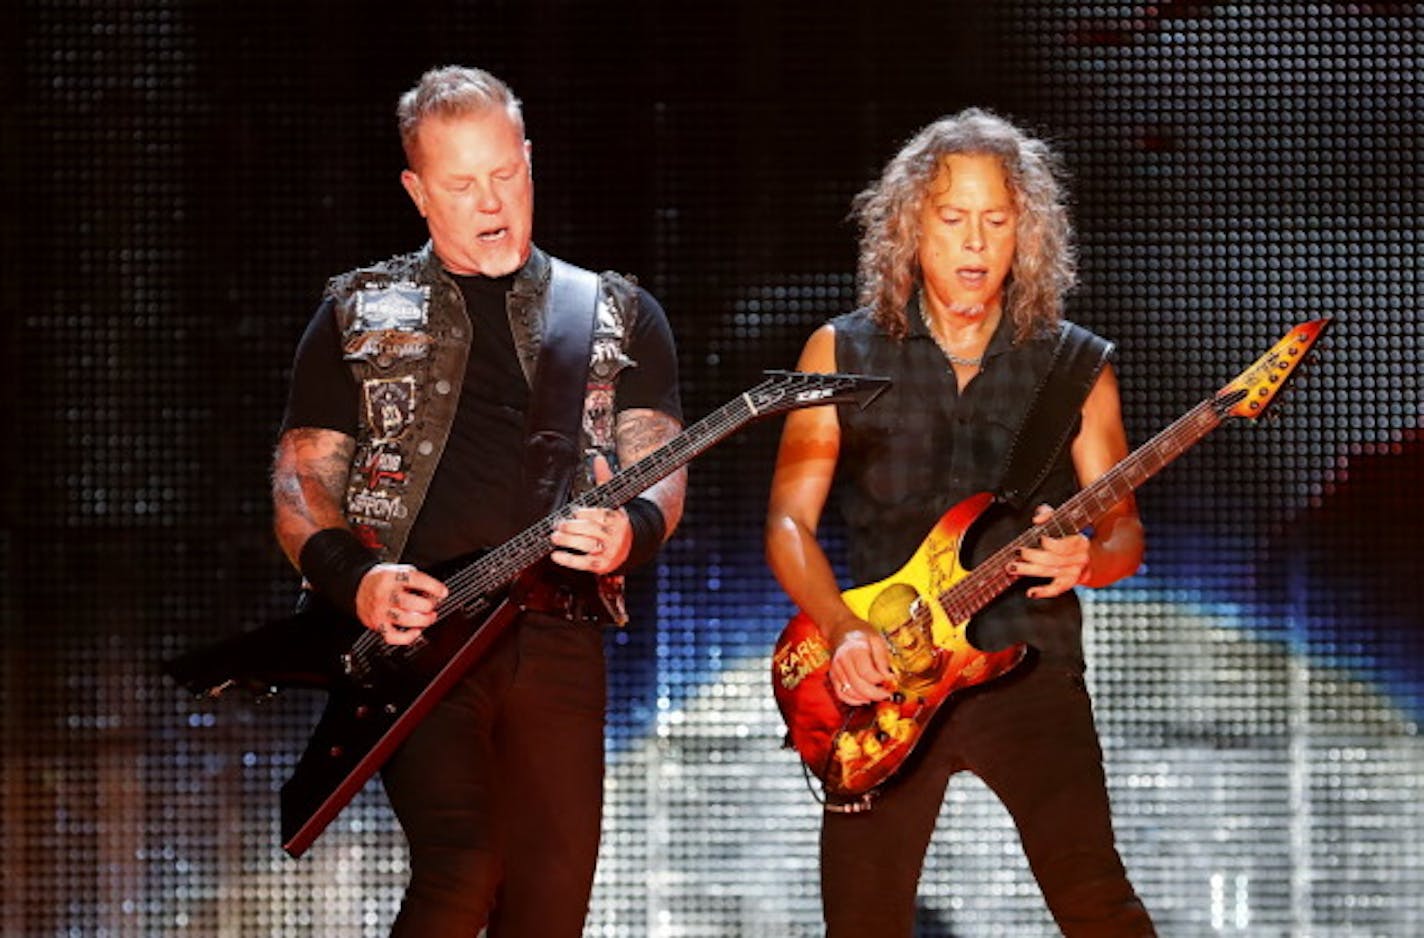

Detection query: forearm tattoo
xmin=616 ymin=409 xmax=687 ymax=535
xmin=272 ymin=428 xmax=356 ymax=563
xmin=616 ymin=408 xmax=681 ymax=460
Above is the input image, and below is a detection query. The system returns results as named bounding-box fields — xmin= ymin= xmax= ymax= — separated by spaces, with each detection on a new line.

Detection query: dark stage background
xmin=4 ymin=2 xmax=1421 ymax=935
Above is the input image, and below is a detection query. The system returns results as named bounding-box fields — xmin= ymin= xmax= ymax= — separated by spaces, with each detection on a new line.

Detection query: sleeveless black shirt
xmin=831 ymin=300 xmax=1108 ymax=663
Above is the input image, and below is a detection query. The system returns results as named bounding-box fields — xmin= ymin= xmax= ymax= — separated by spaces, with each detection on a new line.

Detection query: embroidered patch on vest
xmin=348 ymin=437 xmax=412 ymax=541
xmin=343 ymin=281 xmax=434 ymax=366
xmin=583 ymin=290 xmax=635 ymax=453
xmin=362 ymin=376 xmax=417 ymax=440
xmin=348 ymin=485 xmax=409 ymax=527
xmin=590 ymin=292 xmax=636 ymax=383
xmin=354 ymin=281 xmax=429 ymax=331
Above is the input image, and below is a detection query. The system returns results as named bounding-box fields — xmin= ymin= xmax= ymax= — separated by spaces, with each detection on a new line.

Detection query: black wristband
xmin=298 ymin=528 xmax=378 ymax=615
xmin=615 ymin=497 xmax=667 ymax=574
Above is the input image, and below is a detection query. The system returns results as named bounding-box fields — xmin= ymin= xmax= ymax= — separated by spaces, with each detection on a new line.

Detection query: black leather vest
xmin=325 ymin=244 xmax=637 ymax=563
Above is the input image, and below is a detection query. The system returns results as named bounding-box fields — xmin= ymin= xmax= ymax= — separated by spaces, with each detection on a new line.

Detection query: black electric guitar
xmin=166 ymin=370 xmax=889 ymax=857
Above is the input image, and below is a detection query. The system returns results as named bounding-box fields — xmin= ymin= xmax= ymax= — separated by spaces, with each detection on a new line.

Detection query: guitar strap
xmin=996 ymin=321 xmax=1114 ymax=510
xmin=518 ymin=258 xmax=600 ymax=526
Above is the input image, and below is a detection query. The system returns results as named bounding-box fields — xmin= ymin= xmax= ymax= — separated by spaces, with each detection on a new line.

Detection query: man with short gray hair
xmin=272 ymin=64 xmax=685 ymax=935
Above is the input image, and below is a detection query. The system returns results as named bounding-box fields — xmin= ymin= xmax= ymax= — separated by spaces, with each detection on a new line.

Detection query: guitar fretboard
xmin=390 ymin=369 xmax=881 ymax=618
xmin=344 ymin=370 xmax=881 ymax=663
xmin=939 ymin=394 xmax=1230 ymax=623
xmin=438 ymin=391 xmax=761 ymax=611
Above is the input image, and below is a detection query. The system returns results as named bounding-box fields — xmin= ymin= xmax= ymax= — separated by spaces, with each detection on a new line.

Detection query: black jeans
xmin=381 ymin=612 xmax=607 ymax=937
xmin=821 ymin=655 xmax=1156 ymax=937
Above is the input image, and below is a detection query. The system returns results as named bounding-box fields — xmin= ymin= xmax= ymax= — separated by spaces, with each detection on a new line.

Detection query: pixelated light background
xmin=4 ymin=2 xmax=1421 ymax=935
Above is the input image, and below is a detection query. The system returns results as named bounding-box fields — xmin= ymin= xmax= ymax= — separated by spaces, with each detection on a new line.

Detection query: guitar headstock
xmin=1213 ymin=318 xmax=1332 ymax=421
xmin=748 ymin=370 xmax=892 ymax=417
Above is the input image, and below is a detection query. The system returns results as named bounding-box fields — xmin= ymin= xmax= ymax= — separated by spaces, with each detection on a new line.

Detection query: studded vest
xmin=325 ymin=244 xmax=638 ymax=564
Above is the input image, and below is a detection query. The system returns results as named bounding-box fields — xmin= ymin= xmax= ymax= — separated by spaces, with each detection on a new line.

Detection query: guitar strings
xmin=937 ymin=396 xmax=1226 ymax=624
xmin=348 ymin=373 xmax=852 ymax=665
xmin=436 ymin=392 xmax=757 ymax=609
xmin=433 ymin=372 xmax=852 ymax=610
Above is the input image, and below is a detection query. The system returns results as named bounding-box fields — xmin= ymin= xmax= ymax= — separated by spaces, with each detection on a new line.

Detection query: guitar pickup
xmin=340 ymin=650 xmax=372 ymax=685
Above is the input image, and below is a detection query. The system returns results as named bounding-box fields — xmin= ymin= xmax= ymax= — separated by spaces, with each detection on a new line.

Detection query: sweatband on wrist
xmin=298 ymin=527 xmax=378 ymax=615
xmin=615 ymin=497 xmax=667 ymax=574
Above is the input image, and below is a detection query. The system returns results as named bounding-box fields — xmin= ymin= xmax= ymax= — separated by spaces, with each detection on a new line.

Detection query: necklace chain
xmin=921 ymin=307 xmax=984 ymax=368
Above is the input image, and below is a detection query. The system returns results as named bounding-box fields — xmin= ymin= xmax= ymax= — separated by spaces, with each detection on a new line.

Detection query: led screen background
xmin=3 ymin=2 xmax=1420 ymax=935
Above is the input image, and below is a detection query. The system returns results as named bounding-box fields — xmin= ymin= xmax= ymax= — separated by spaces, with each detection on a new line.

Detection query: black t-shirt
xmin=281 ymin=271 xmax=681 ymax=567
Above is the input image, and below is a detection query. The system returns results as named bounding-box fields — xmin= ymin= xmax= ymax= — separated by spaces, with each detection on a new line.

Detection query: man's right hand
xmin=828 ymin=625 xmax=895 ymax=706
xmin=355 ymin=563 xmax=449 ymax=645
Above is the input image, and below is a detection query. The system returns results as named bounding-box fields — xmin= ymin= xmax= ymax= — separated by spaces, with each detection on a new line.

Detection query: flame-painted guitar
xmin=771 ymin=319 xmax=1331 ymax=807
xmin=166 ymin=370 xmax=889 ymax=856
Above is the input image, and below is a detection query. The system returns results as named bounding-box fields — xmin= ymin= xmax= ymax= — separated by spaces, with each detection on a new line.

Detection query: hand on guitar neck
xmin=823 ymin=501 xmax=1112 ymax=708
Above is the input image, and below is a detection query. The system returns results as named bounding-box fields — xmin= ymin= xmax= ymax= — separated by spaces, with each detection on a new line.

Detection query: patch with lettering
xmin=347 ymin=489 xmax=408 ymax=527
xmin=343 ymin=329 xmax=433 ymax=365
xmin=358 ymin=440 xmax=408 ymax=490
xmin=362 ymin=376 xmax=417 ymax=440
xmin=342 ymin=281 xmax=434 ymax=365
xmin=354 ymin=281 xmax=429 ymax=331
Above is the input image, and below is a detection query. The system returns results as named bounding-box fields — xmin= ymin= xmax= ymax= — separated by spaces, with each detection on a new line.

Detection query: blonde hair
xmin=396 ymin=65 xmax=524 ymax=168
xmin=852 ymin=108 xmax=1077 ymax=341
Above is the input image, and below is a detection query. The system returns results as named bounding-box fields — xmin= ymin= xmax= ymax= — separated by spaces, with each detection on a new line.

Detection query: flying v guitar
xmin=166 ymin=369 xmax=889 ymax=856
xmin=771 ymin=318 xmax=1331 ymax=808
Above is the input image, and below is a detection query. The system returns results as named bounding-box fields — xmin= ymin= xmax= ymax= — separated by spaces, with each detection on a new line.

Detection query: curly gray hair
xmin=396 ymin=65 xmax=524 ymax=168
xmin=851 ymin=108 xmax=1077 ymax=341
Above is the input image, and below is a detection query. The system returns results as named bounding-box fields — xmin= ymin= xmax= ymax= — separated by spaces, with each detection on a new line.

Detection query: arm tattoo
xmin=615 ymin=408 xmax=681 ymax=462
xmin=616 ymin=409 xmax=687 ymax=536
xmin=272 ymin=428 xmax=357 ymax=563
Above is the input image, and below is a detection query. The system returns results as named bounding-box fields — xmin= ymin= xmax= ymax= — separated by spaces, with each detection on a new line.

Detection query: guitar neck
xmin=941 ymin=396 xmax=1227 ymax=622
xmin=441 ymin=393 xmax=760 ymax=609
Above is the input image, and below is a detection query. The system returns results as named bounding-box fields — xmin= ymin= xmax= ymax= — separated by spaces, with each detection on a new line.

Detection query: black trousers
xmin=381 ymin=612 xmax=607 ymax=937
xmin=821 ymin=654 xmax=1156 ymax=937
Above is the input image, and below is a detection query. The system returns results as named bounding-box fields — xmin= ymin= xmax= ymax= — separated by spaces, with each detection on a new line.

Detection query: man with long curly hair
xmin=766 ymin=109 xmax=1155 ymax=935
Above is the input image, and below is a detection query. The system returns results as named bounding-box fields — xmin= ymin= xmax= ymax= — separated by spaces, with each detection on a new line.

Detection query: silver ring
xmin=840 ymin=682 xmax=853 ymax=693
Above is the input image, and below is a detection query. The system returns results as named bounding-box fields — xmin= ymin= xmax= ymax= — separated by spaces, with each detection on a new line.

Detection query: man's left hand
xmin=550 ymin=455 xmax=632 ymax=574
xmin=1010 ymin=504 xmax=1091 ymax=599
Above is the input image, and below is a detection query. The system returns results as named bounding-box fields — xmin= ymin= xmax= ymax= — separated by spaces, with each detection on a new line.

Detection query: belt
xmin=513 ymin=572 xmax=616 ymax=626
